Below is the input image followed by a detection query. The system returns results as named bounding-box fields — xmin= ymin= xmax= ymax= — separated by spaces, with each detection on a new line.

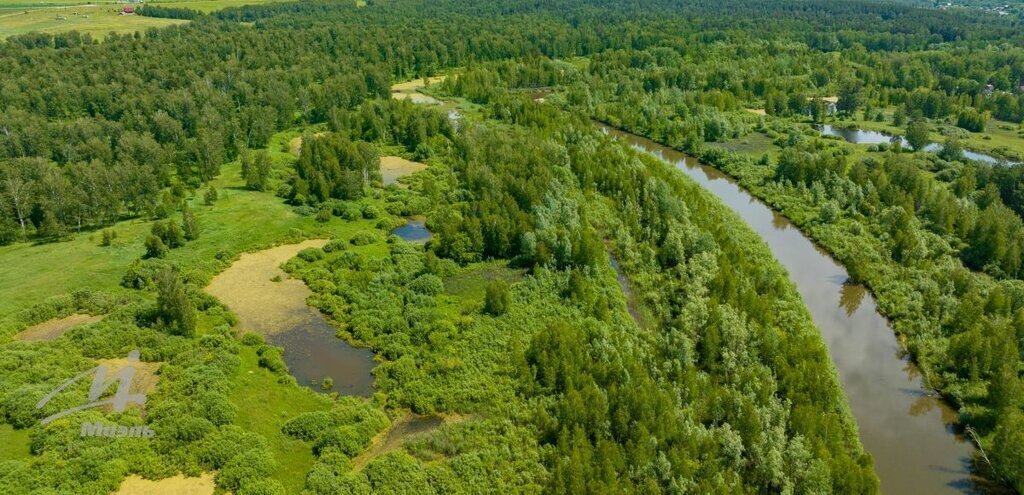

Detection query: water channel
xmin=601 ymin=125 xmax=985 ymax=494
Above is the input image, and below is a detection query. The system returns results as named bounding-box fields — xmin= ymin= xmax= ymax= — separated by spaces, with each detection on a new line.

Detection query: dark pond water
xmin=816 ymin=124 xmax=1021 ymax=165
xmin=392 ymin=219 xmax=432 ymax=242
xmin=601 ymin=124 xmax=987 ymax=495
xmin=268 ymin=312 xmax=376 ymax=396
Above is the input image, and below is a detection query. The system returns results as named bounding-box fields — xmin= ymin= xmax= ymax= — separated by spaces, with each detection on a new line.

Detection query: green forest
xmin=0 ymin=0 xmax=1023 ymax=494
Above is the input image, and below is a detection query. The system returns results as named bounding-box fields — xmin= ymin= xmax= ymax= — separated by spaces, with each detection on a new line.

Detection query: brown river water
xmin=600 ymin=125 xmax=989 ymax=494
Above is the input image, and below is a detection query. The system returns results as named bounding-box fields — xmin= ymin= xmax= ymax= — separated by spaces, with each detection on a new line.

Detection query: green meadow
xmin=0 ymin=127 xmax=375 ymax=318
xmin=0 ymin=5 xmax=185 ymax=39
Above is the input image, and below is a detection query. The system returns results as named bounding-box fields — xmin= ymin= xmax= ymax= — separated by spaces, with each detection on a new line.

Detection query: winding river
xmin=600 ymin=125 xmax=985 ymax=494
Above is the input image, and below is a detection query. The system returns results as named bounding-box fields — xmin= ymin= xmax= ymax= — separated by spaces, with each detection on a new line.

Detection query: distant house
xmin=120 ymin=6 xmax=135 ymax=15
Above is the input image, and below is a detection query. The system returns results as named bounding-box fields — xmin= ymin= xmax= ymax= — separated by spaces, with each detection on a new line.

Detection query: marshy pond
xmin=205 ymin=240 xmax=376 ymax=396
xmin=816 ymin=124 xmax=1021 ymax=165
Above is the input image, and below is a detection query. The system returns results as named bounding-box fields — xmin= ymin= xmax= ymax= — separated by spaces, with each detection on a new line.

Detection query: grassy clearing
xmin=708 ymin=131 xmax=777 ymax=159
xmin=0 ymin=6 xmax=185 ymax=39
xmin=442 ymin=261 xmax=524 ymax=299
xmin=230 ymin=346 xmax=330 ymax=493
xmin=0 ymin=423 xmax=31 ymax=461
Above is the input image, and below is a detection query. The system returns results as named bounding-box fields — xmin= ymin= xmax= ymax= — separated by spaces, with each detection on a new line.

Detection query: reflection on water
xmin=816 ymin=125 xmax=1021 ymax=165
xmin=838 ymin=282 xmax=867 ymax=317
xmin=392 ymin=219 xmax=432 ymax=242
xmin=268 ymin=314 xmax=376 ymax=396
xmin=600 ymin=124 xmax=985 ymax=494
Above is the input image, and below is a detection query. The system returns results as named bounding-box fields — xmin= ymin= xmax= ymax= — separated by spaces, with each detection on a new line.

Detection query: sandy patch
xmin=115 ymin=472 xmax=215 ymax=495
xmin=391 ymin=92 xmax=441 ymax=104
xmin=380 ymin=156 xmax=428 ymax=186
xmin=745 ymin=108 xmax=767 ymax=115
xmin=390 ymin=76 xmax=446 ymax=92
xmin=14 ymin=314 xmax=102 ymax=342
xmin=205 ymin=240 xmax=328 ymax=335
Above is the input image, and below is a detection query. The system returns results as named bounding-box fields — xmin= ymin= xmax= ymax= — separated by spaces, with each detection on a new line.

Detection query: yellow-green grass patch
xmin=114 ymin=472 xmax=215 ymax=495
xmin=380 ymin=156 xmax=428 ymax=186
xmin=14 ymin=313 xmax=103 ymax=342
xmin=0 ymin=423 xmax=32 ymax=461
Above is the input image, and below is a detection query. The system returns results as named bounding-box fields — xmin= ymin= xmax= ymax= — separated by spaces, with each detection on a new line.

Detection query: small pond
xmin=391 ymin=219 xmax=432 ymax=242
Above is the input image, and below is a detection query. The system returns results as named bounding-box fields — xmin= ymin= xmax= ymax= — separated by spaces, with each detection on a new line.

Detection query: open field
xmin=0 ymin=0 xmax=318 ymax=38
xmin=205 ymin=239 xmax=328 ymax=335
xmin=0 ymin=5 xmax=185 ymax=39
xmin=114 ymin=473 xmax=215 ymax=495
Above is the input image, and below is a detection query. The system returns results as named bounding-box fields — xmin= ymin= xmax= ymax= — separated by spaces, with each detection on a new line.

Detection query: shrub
xmin=216 ymin=449 xmax=278 ymax=493
xmin=155 ymin=269 xmax=197 ymax=337
xmin=361 ymin=204 xmax=381 ymax=219
xmin=350 ymin=231 xmax=381 ymax=246
xmin=182 ymin=207 xmax=200 ymax=240
xmin=152 ymin=220 xmax=186 ymax=248
xmin=484 ymin=280 xmax=511 ymax=316
xmin=100 ymin=229 xmax=116 ymax=247
xmin=314 ymin=425 xmax=367 ymax=456
xmin=341 ymin=204 xmax=362 ymax=220
xmin=408 ymin=274 xmax=444 ymax=296
xmin=257 ymin=346 xmax=287 ymax=373
xmin=323 ymin=239 xmax=347 ymax=253
xmin=293 ymin=205 xmax=318 ymax=217
xmin=204 ymin=186 xmax=218 ymax=205
xmin=282 ymin=411 xmax=334 ymax=441
xmin=298 ymin=247 xmax=326 ymax=262
xmin=240 ymin=333 xmax=265 ymax=346
xmin=144 ymin=234 xmax=169 ymax=259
